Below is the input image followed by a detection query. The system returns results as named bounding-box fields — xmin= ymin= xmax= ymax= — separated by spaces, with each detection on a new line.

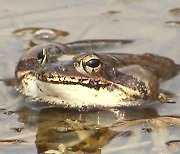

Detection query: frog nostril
xmin=74 ymin=62 xmax=80 ymax=67
xmin=62 ymin=67 xmax=67 ymax=72
xmin=58 ymin=65 xmax=66 ymax=71
xmin=58 ymin=65 xmax=62 ymax=69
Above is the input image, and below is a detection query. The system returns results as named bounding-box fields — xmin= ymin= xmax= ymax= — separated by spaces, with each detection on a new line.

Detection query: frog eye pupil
xmin=37 ymin=48 xmax=47 ymax=65
xmin=86 ymin=59 xmax=100 ymax=68
xmin=37 ymin=51 xmax=44 ymax=60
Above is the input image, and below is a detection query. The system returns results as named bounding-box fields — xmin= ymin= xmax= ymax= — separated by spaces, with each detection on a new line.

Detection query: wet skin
xmin=15 ymin=42 xmax=180 ymax=109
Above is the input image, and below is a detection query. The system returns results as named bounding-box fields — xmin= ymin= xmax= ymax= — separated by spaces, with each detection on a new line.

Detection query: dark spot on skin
xmin=89 ymin=80 xmax=95 ymax=86
xmin=58 ymin=74 xmax=62 ymax=79
xmin=48 ymin=73 xmax=54 ymax=78
xmin=24 ymin=81 xmax=28 ymax=86
xmin=11 ymin=127 xmax=24 ymax=133
xmin=63 ymin=77 xmax=66 ymax=82
xmin=78 ymin=78 xmax=83 ymax=84
xmin=70 ymin=76 xmax=75 ymax=79
xmin=94 ymin=94 xmax=98 ymax=97
xmin=37 ymin=85 xmax=44 ymax=92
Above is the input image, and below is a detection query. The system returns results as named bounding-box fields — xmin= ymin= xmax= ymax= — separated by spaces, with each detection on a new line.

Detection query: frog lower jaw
xmin=37 ymin=80 xmax=130 ymax=107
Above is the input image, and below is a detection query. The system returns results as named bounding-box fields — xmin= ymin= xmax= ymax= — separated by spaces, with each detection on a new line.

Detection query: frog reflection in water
xmin=15 ymin=39 xmax=180 ymax=109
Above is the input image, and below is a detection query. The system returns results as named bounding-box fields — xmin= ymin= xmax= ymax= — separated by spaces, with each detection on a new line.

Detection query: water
xmin=0 ymin=0 xmax=180 ymax=153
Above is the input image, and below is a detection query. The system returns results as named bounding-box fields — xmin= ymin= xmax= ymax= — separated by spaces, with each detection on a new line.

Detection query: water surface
xmin=0 ymin=0 xmax=180 ymax=153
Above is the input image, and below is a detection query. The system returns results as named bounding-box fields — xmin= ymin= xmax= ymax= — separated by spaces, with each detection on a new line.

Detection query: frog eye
xmin=82 ymin=55 xmax=101 ymax=74
xmin=37 ymin=48 xmax=47 ymax=65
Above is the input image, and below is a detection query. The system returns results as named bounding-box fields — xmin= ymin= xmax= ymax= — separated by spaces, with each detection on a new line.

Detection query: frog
xmin=15 ymin=42 xmax=180 ymax=109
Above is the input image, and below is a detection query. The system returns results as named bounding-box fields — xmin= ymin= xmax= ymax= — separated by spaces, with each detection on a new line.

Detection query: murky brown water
xmin=0 ymin=0 xmax=180 ymax=153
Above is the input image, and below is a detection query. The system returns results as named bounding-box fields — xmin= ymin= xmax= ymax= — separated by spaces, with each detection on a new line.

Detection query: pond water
xmin=0 ymin=0 xmax=180 ymax=153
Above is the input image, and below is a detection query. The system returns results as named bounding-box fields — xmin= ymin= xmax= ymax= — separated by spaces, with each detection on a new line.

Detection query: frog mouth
xmin=36 ymin=71 xmax=113 ymax=91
